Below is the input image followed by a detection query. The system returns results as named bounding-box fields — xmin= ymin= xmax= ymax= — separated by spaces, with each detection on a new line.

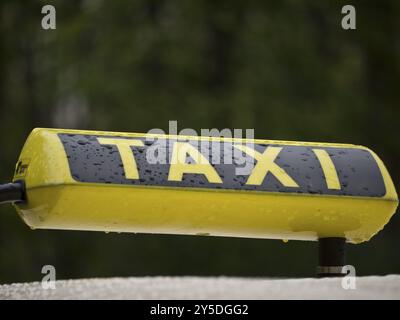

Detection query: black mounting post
xmin=317 ymin=237 xmax=346 ymax=277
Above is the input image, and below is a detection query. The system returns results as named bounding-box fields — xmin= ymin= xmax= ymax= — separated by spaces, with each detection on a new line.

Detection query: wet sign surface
xmin=11 ymin=128 xmax=398 ymax=242
xmin=59 ymin=134 xmax=386 ymax=197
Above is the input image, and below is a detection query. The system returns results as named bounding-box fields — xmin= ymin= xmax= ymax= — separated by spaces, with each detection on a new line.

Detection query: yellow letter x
xmin=234 ymin=145 xmax=299 ymax=187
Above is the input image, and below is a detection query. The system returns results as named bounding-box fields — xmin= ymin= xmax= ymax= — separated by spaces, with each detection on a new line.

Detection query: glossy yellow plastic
xmin=12 ymin=128 xmax=398 ymax=243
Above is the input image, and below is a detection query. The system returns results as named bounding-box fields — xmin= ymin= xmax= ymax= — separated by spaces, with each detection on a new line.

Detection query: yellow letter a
xmin=168 ymin=142 xmax=222 ymax=183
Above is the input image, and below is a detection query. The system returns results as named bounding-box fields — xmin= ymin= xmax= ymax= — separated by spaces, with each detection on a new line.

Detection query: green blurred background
xmin=0 ymin=0 xmax=399 ymax=283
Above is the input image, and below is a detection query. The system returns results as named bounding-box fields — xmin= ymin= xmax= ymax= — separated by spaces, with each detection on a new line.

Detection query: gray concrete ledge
xmin=1 ymin=275 xmax=399 ymax=300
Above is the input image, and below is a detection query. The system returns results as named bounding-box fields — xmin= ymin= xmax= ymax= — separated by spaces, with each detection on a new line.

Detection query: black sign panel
xmin=58 ymin=133 xmax=386 ymax=197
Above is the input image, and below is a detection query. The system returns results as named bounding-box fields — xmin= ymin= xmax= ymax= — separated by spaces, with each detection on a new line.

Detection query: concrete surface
xmin=0 ymin=275 xmax=399 ymax=300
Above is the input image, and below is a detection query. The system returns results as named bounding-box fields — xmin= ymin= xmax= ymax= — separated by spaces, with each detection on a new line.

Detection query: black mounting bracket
xmin=317 ymin=237 xmax=346 ymax=277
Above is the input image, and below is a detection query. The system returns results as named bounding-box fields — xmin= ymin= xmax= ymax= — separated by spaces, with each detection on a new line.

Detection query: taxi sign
xmin=8 ymin=128 xmax=398 ymax=244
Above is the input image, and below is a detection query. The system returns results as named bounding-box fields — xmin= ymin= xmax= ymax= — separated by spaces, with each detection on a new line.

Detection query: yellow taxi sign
xmin=10 ymin=128 xmax=398 ymax=244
